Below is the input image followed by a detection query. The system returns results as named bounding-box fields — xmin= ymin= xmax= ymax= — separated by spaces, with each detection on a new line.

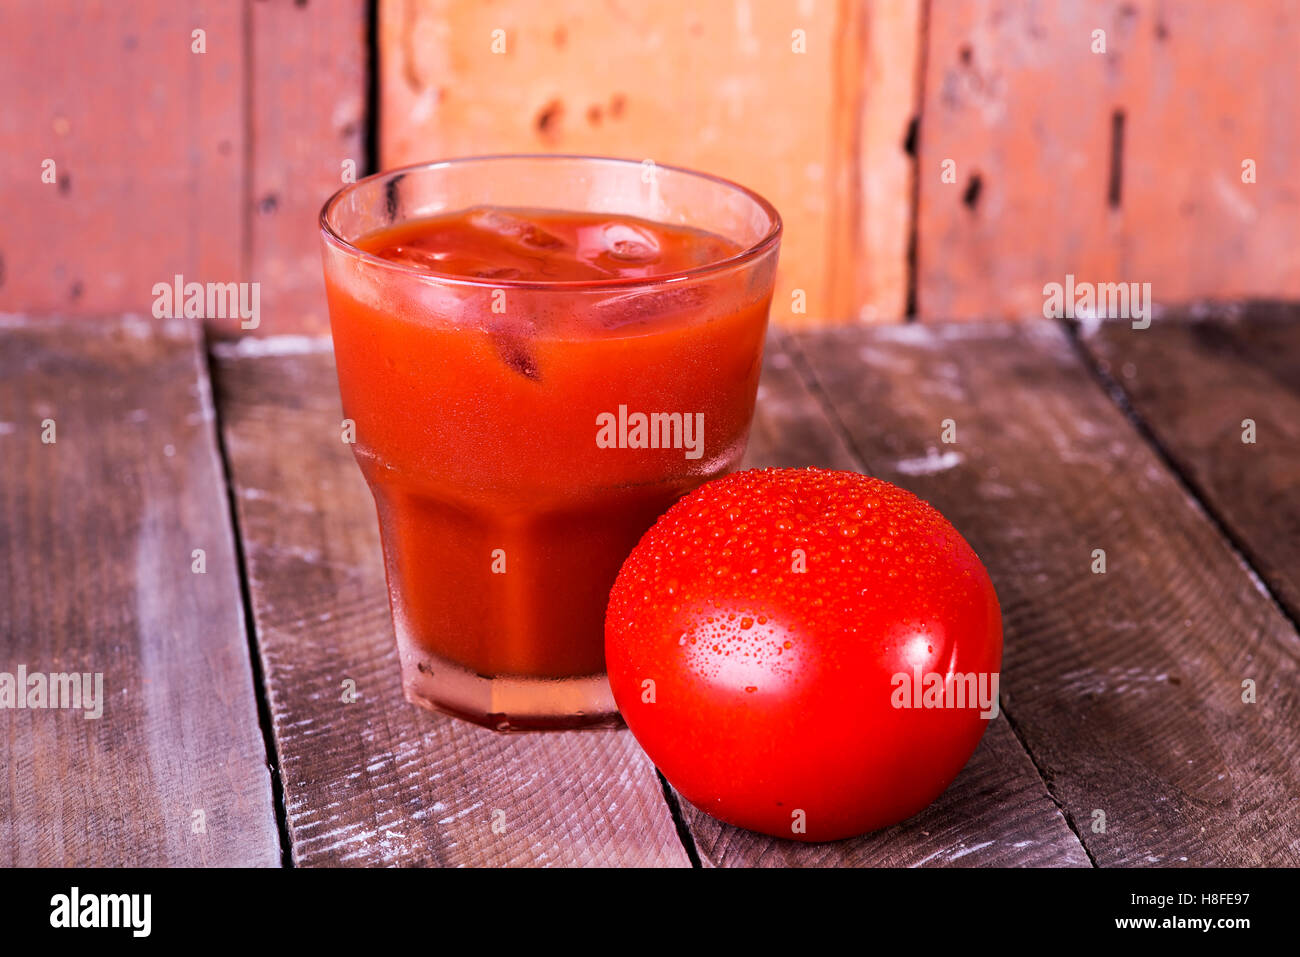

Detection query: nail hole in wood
xmin=536 ymin=100 xmax=564 ymax=139
xmin=1108 ymin=109 xmax=1125 ymax=209
xmin=903 ymin=116 xmax=918 ymax=157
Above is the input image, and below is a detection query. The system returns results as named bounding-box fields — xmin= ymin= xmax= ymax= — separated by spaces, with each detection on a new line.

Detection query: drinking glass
xmin=319 ymin=155 xmax=781 ymax=730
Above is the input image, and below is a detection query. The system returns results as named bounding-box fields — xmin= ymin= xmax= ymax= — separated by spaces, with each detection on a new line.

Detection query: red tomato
xmin=605 ymin=467 xmax=1002 ymax=842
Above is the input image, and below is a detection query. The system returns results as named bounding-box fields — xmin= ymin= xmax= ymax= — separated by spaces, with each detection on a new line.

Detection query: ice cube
xmin=468 ymin=208 xmax=565 ymax=250
xmin=384 ymin=245 xmax=452 ymax=270
xmin=601 ymin=222 xmax=660 ymax=263
xmin=591 ymin=284 xmax=708 ymax=329
xmin=487 ymin=317 xmax=541 ymax=381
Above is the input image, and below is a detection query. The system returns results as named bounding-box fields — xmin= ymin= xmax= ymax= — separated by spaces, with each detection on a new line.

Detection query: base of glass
xmin=395 ymin=633 xmax=624 ymax=732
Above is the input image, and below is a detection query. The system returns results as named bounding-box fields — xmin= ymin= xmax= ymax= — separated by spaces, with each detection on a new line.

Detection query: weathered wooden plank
xmin=796 ymin=320 xmax=1300 ymax=866
xmin=916 ymin=1 xmax=1300 ymax=319
xmin=210 ymin=342 xmax=689 ymax=867
xmin=742 ymin=329 xmax=864 ymax=472
xmin=0 ymin=315 xmax=280 ymax=867
xmin=666 ymin=330 xmax=1091 ymax=866
xmin=248 ymin=0 xmax=368 ymax=337
xmin=828 ymin=0 xmax=924 ymax=323
xmin=379 ymin=0 xmax=922 ymax=324
xmin=0 ymin=2 xmax=244 ymax=323
xmin=1081 ymin=306 xmax=1300 ymax=625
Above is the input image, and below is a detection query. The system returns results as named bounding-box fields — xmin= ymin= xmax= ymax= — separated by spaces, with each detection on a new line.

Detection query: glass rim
xmin=319 ymin=153 xmax=783 ymax=291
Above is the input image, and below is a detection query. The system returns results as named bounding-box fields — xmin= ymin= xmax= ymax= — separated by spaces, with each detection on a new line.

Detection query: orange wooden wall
xmin=2 ymin=1 xmax=1297 ymax=332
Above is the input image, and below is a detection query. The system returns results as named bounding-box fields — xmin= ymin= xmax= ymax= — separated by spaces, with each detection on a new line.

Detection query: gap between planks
xmin=203 ymin=333 xmax=296 ymax=867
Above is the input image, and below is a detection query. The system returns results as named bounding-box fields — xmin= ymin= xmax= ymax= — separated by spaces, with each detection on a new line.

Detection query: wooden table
xmin=3 ymin=307 xmax=1298 ymax=867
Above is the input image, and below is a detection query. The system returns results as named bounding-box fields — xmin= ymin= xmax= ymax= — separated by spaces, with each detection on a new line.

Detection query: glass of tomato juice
xmin=319 ymin=155 xmax=781 ymax=730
